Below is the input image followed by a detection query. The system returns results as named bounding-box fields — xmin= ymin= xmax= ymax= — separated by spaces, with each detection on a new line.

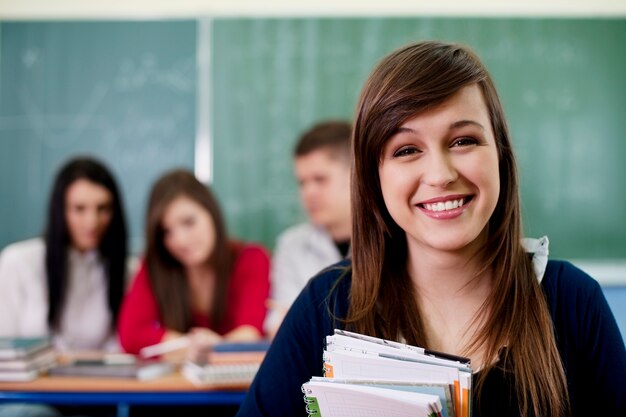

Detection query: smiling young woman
xmin=236 ymin=41 xmax=626 ymax=417
xmin=378 ymin=84 xmax=500 ymax=257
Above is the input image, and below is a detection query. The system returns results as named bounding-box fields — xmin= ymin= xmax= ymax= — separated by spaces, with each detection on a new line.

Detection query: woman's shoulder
xmin=231 ymin=240 xmax=270 ymax=263
xmin=312 ymin=258 xmax=353 ymax=282
xmin=543 ymin=260 xmax=601 ymax=292
xmin=276 ymin=222 xmax=329 ymax=246
xmin=0 ymin=237 xmax=45 ymax=264
xmin=541 ymin=259 xmax=605 ymax=312
xmin=301 ymin=259 xmax=353 ymax=303
xmin=0 ymin=238 xmax=46 ymax=288
xmin=228 ymin=239 xmax=269 ymax=256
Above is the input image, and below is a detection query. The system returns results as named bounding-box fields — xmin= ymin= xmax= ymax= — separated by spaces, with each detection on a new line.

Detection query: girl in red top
xmin=118 ymin=169 xmax=270 ymax=359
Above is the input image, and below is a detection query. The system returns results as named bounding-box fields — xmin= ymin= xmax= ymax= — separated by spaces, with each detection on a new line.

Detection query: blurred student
xmin=264 ymin=121 xmax=352 ymax=337
xmin=0 ymin=156 xmax=128 ymax=351
xmin=118 ymin=169 xmax=270 ymax=360
xmin=238 ymin=41 xmax=626 ymax=416
xmin=0 ymin=157 xmax=128 ymax=417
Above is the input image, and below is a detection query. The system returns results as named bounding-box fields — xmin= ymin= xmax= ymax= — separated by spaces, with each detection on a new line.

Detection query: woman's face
xmin=65 ymin=179 xmax=114 ymax=252
xmin=378 ymin=84 xmax=500 ymax=256
xmin=161 ymin=195 xmax=216 ymax=269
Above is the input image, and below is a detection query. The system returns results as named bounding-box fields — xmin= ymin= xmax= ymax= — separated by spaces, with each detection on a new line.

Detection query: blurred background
xmin=0 ymin=1 xmax=625 ymax=333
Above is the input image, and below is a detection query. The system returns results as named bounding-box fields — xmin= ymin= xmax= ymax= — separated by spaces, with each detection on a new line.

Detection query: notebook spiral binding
xmin=301 ymin=385 xmax=319 ymax=415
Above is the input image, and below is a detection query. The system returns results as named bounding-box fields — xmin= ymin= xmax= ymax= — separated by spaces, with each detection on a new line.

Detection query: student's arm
xmin=223 ymin=324 xmax=261 ymax=342
xmin=273 ymin=232 xmax=310 ymax=307
xmin=264 ymin=233 xmax=305 ymax=336
xmin=547 ymin=261 xmax=626 ymax=415
xmin=576 ymin=272 xmax=626 ymax=413
xmin=117 ymin=261 xmax=167 ymax=354
xmin=0 ymin=247 xmax=22 ymax=336
xmin=223 ymin=244 xmax=270 ymax=340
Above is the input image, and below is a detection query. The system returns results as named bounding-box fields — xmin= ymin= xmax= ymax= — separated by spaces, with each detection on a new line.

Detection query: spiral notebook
xmin=181 ymin=341 xmax=269 ymax=387
xmin=302 ymin=329 xmax=472 ymax=417
xmin=182 ymin=361 xmax=260 ymax=387
xmin=302 ymin=379 xmax=443 ymax=417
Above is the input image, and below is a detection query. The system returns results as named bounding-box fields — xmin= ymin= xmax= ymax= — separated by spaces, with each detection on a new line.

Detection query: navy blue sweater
xmin=237 ymin=260 xmax=626 ymax=416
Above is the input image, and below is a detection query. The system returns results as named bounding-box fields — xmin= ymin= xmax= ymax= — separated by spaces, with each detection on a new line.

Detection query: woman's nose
xmin=421 ymin=151 xmax=458 ymax=188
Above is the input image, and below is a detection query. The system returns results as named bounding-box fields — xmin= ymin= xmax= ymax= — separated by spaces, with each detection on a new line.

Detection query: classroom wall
xmin=1 ymin=1 xmax=625 ymax=338
xmin=1 ymin=0 xmax=625 ymax=18
xmin=0 ymin=20 xmax=198 ymax=253
xmin=206 ymin=17 xmax=626 ymax=265
xmin=604 ymin=287 xmax=626 ymax=342
xmin=2 ymin=18 xmax=625 ymax=262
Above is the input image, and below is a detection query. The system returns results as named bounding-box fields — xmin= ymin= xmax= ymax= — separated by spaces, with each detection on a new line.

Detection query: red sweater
xmin=118 ymin=242 xmax=270 ymax=354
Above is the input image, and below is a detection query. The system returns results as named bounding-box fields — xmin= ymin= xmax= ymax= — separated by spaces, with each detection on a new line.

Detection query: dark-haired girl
xmin=0 ymin=156 xmax=128 ymax=351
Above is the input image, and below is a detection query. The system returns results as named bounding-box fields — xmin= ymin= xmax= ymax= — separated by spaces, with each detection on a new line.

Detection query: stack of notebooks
xmin=0 ymin=337 xmax=57 ymax=382
xmin=182 ymin=341 xmax=270 ymax=387
xmin=49 ymin=354 xmax=174 ymax=381
xmin=301 ymin=329 xmax=472 ymax=417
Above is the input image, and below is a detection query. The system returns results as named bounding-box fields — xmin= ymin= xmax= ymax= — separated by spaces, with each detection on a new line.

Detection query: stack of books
xmin=302 ymin=329 xmax=472 ymax=417
xmin=182 ymin=341 xmax=270 ymax=387
xmin=49 ymin=354 xmax=174 ymax=381
xmin=0 ymin=337 xmax=57 ymax=382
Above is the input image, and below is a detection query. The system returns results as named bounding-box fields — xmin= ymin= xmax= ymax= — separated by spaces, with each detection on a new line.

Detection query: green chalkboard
xmin=211 ymin=18 xmax=626 ymax=260
xmin=1 ymin=18 xmax=624 ymax=261
xmin=0 ymin=21 xmax=197 ymax=252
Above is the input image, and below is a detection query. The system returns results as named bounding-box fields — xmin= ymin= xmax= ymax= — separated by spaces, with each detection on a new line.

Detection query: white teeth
xmin=424 ymin=198 xmax=464 ymax=212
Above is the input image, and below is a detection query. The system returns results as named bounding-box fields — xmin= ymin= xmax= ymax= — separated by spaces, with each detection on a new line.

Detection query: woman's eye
xmin=71 ymin=205 xmax=86 ymax=214
xmin=97 ymin=204 xmax=113 ymax=215
xmin=393 ymin=146 xmax=419 ymax=158
xmin=451 ymin=137 xmax=478 ymax=147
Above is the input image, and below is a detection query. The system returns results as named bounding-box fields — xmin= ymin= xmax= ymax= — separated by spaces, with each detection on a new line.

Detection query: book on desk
xmin=182 ymin=341 xmax=270 ymax=387
xmin=0 ymin=337 xmax=52 ymax=360
xmin=49 ymin=357 xmax=174 ymax=381
xmin=0 ymin=337 xmax=57 ymax=381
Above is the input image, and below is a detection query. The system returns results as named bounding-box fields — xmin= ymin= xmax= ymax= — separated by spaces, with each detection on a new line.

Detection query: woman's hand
xmin=186 ymin=327 xmax=223 ymax=364
xmin=223 ymin=324 xmax=263 ymax=343
xmin=158 ymin=330 xmax=188 ymax=363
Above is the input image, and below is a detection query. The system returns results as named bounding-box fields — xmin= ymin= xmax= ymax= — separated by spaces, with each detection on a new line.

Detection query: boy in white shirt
xmin=265 ymin=121 xmax=352 ymax=337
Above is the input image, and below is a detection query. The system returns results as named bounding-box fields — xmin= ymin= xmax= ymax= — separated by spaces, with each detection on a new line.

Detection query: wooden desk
xmin=0 ymin=373 xmax=247 ymax=417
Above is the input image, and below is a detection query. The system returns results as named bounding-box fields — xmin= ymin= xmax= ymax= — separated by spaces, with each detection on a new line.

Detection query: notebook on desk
xmin=182 ymin=341 xmax=270 ymax=387
xmin=0 ymin=337 xmax=52 ymax=360
xmin=206 ymin=340 xmax=271 ymax=365
xmin=0 ymin=338 xmax=56 ymax=381
xmin=49 ymin=359 xmax=174 ymax=381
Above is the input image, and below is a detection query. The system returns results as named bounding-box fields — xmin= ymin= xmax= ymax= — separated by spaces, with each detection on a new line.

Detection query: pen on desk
xmin=139 ymin=336 xmax=191 ymax=358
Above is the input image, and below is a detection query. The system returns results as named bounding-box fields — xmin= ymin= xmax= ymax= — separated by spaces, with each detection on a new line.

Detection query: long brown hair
xmin=348 ymin=41 xmax=568 ymax=416
xmin=144 ymin=169 xmax=233 ymax=333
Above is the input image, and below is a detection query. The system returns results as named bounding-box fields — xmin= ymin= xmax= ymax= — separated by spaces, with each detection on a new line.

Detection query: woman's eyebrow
xmin=449 ymin=119 xmax=485 ymax=131
xmin=395 ymin=119 xmax=485 ymax=135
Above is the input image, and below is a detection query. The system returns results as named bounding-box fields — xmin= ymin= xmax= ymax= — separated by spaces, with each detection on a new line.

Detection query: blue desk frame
xmin=0 ymin=390 xmax=246 ymax=417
